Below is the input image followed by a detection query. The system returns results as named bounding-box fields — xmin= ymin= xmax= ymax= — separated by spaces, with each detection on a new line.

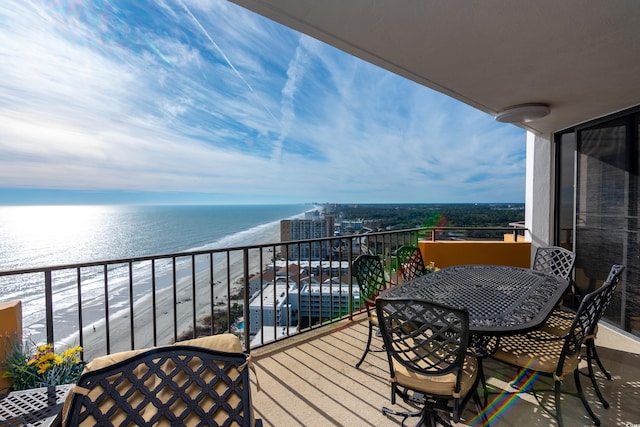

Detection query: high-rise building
xmin=280 ymin=211 xmax=335 ymax=260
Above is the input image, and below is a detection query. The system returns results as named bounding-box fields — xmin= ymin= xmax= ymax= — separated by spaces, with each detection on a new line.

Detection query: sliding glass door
xmin=556 ymin=109 xmax=640 ymax=334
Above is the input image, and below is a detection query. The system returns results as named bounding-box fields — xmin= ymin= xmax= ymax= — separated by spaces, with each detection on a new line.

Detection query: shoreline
xmin=75 ymin=215 xmax=291 ymax=360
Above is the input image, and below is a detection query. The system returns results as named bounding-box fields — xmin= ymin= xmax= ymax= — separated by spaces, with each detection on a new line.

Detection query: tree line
xmin=329 ymin=203 xmax=525 ymax=230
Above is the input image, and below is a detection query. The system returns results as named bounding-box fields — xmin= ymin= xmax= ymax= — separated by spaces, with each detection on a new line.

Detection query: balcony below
xmin=249 ymin=313 xmax=640 ymax=426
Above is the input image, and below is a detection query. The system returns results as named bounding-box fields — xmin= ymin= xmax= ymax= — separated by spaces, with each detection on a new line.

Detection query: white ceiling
xmin=229 ymin=0 xmax=640 ymax=134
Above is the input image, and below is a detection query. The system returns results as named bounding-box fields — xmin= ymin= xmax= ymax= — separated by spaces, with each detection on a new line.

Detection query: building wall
xmin=418 ymin=241 xmax=531 ymax=268
xmin=0 ymin=301 xmax=22 ymax=393
xmin=247 ymin=281 xmax=361 ymax=333
xmin=297 ymin=283 xmax=361 ymax=320
xmin=526 ymin=131 xmax=553 ymax=258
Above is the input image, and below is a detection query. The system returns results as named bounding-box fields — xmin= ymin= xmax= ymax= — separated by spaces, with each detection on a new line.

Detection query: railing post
xmin=348 ymin=236 xmax=354 ymax=321
xmin=191 ymin=255 xmax=197 ymax=340
xmin=128 ymin=261 xmax=135 ymax=349
xmin=44 ymin=270 xmax=54 ymax=345
xmin=243 ymin=248 xmax=250 ymax=351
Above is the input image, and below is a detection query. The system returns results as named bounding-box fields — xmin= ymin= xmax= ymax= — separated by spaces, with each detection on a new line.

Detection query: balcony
xmin=1 ymin=227 xmax=638 ymax=425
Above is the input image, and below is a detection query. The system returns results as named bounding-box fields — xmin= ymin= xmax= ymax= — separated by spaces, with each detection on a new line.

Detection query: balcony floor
xmin=249 ymin=315 xmax=640 ymax=426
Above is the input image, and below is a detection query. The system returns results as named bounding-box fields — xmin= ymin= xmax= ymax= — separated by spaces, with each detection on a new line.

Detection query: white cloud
xmin=0 ymin=0 xmax=526 ymax=204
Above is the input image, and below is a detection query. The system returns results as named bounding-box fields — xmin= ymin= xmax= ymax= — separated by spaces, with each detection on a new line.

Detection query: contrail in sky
xmin=177 ymin=0 xmax=279 ymax=123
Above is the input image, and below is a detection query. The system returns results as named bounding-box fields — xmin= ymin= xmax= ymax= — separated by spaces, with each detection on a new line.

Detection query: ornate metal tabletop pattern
xmin=382 ymin=265 xmax=569 ymax=335
xmin=0 ymin=384 xmax=73 ymax=427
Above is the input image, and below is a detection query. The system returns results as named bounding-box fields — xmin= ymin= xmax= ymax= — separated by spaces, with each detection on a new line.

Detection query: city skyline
xmin=0 ymin=0 xmax=526 ymax=206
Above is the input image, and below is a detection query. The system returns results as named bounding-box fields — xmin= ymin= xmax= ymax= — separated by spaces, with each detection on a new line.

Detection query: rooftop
xmin=249 ymin=313 xmax=640 ymax=426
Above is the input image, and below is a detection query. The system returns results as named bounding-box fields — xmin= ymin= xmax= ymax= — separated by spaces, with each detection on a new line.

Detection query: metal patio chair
xmin=541 ymin=264 xmax=625 ymax=409
xmin=352 ymin=254 xmax=394 ymax=368
xmin=532 ymin=245 xmax=578 ymax=307
xmin=376 ymin=297 xmax=484 ymax=427
xmin=491 ymin=268 xmax=621 ymax=426
xmin=396 ymin=245 xmax=428 ymax=283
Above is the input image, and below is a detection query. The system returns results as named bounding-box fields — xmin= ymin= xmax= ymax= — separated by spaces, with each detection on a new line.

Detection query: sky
xmin=0 ymin=0 xmax=526 ymax=206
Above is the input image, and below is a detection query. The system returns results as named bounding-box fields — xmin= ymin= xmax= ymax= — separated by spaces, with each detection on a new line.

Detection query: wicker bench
xmin=62 ymin=334 xmax=261 ymax=426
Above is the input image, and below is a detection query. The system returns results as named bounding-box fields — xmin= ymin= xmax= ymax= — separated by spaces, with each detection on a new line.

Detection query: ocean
xmin=0 ymin=204 xmax=310 ymax=343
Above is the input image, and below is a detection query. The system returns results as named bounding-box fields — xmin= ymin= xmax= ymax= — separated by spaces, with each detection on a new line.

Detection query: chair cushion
xmin=540 ymin=308 xmax=575 ymax=336
xmin=82 ymin=334 xmax=243 ymax=373
xmin=541 ymin=308 xmax=596 ymax=340
xmin=492 ymin=330 xmax=579 ymax=378
xmin=368 ymin=310 xmax=379 ymax=327
xmin=392 ymin=355 xmax=478 ymax=397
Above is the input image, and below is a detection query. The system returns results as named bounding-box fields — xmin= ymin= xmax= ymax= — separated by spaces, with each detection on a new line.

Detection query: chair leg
xmin=356 ymin=321 xmax=373 ymax=368
xmin=589 ymin=339 xmax=612 ymax=380
xmin=473 ymin=390 xmax=489 ymax=427
xmin=478 ymin=358 xmax=489 ymax=405
xmin=554 ymin=380 xmax=564 ymax=427
xmin=416 ymin=409 xmax=446 ymax=427
xmin=586 ymin=340 xmax=609 ymax=408
xmin=574 ymin=369 xmax=601 ymax=426
xmin=381 ymin=406 xmax=422 ymax=424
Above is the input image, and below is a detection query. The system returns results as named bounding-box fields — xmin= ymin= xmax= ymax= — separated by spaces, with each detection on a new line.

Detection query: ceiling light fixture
xmin=495 ymin=103 xmax=550 ymax=123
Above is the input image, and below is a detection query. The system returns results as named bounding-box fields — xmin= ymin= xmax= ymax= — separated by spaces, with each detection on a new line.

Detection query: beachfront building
xmin=296 ymin=279 xmax=361 ymax=323
xmin=247 ymin=264 xmax=316 ymax=297
xmin=309 ymin=261 xmax=350 ymax=278
xmin=247 ymin=273 xmax=359 ymax=335
xmin=270 ymin=260 xmax=351 ymax=277
xmin=280 ymin=214 xmax=335 ymax=260
xmin=247 ymin=281 xmax=297 ymax=335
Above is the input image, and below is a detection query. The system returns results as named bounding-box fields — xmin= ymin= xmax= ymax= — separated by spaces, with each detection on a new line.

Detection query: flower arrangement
xmin=1 ymin=337 xmax=84 ymax=391
xmin=426 ymin=261 xmax=440 ymax=273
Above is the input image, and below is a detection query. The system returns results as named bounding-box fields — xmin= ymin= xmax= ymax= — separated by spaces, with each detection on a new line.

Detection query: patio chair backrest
xmin=594 ymin=264 xmax=625 ymax=330
xmin=532 ymin=246 xmax=576 ymax=280
xmin=352 ymin=254 xmax=388 ymax=310
xmin=396 ymin=245 xmax=427 ymax=282
xmin=376 ymin=297 xmax=470 ymax=376
xmin=63 ymin=335 xmax=260 ymax=427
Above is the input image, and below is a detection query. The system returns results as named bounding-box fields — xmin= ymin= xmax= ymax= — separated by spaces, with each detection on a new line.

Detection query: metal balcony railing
xmin=0 ymin=225 xmax=525 ymax=361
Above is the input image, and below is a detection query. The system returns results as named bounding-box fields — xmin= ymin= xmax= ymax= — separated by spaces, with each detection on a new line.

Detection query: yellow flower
xmin=37 ymin=344 xmax=53 ymax=352
xmin=37 ymin=362 xmax=52 ymax=374
xmin=426 ymin=261 xmax=440 ymax=272
xmin=62 ymin=346 xmax=82 ymax=358
xmin=41 ymin=352 xmax=57 ymax=362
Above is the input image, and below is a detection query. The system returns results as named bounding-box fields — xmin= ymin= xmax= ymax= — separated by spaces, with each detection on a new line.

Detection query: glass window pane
xmin=556 ymin=132 xmax=575 ymax=249
xmin=575 ymin=120 xmax=627 ymax=325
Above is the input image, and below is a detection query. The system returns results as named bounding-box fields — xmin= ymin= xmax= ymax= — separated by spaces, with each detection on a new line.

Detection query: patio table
xmin=380 ymin=264 xmax=569 ymax=337
xmin=0 ymin=384 xmax=73 ymax=427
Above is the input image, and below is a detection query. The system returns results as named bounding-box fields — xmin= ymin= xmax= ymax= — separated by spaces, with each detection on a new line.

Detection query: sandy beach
xmin=78 ymin=222 xmax=282 ymax=360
